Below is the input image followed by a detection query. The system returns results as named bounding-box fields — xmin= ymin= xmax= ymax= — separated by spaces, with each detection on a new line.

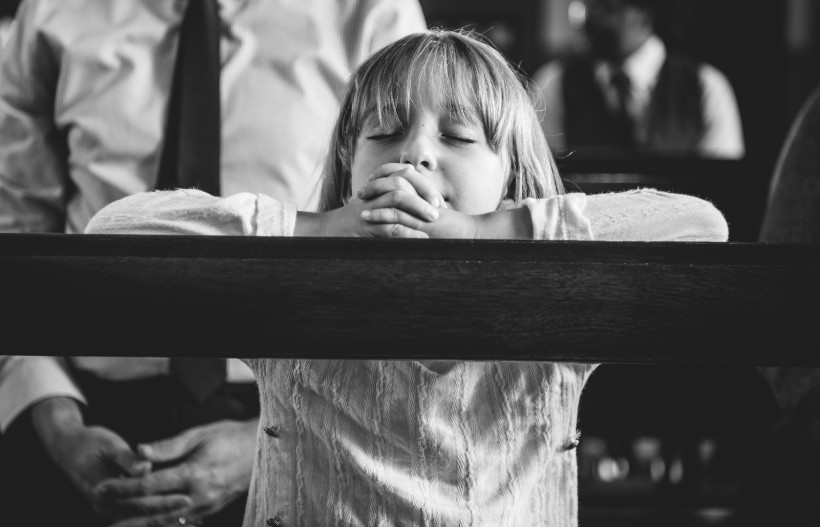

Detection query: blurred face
xmin=582 ymin=0 xmax=653 ymax=60
xmin=350 ymin=85 xmax=508 ymax=215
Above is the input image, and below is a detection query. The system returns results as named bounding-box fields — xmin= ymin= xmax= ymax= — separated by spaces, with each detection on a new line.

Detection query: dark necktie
xmin=156 ymin=0 xmax=221 ymax=195
xmin=160 ymin=0 xmax=225 ymax=403
xmin=610 ymin=67 xmax=636 ymax=145
xmin=171 ymin=356 xmax=227 ymax=404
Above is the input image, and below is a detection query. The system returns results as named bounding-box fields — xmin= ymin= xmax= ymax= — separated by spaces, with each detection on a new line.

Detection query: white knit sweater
xmin=86 ymin=188 xmax=729 ymax=527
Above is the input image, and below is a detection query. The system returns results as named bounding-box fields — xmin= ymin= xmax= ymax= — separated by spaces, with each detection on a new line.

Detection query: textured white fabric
xmin=533 ymin=35 xmax=745 ymax=159
xmin=245 ymin=359 xmax=593 ymax=527
xmin=85 ymin=189 xmax=297 ymax=237
xmin=0 ymin=356 xmax=85 ymax=433
xmin=582 ymin=188 xmax=730 ymax=242
xmin=79 ymin=187 xmax=728 ymax=526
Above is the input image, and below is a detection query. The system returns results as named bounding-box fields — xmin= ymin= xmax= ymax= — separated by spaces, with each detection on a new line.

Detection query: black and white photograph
xmin=0 ymin=0 xmax=818 ymax=526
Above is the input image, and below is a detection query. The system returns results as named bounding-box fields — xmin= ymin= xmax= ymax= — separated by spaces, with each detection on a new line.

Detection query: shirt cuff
xmin=522 ymin=193 xmax=594 ymax=241
xmin=0 ymin=357 xmax=85 ymax=433
xmin=256 ymin=194 xmax=296 ymax=237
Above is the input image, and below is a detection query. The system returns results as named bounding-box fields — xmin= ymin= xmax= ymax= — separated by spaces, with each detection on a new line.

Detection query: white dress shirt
xmin=0 ymin=0 xmax=426 ymax=431
xmin=0 ymin=0 xmax=426 ymax=233
xmin=80 ymin=188 xmax=729 ymax=526
xmin=534 ymin=35 xmax=746 ymax=159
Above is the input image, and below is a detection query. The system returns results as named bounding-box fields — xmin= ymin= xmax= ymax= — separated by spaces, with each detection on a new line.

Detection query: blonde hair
xmin=319 ymin=29 xmax=563 ymax=212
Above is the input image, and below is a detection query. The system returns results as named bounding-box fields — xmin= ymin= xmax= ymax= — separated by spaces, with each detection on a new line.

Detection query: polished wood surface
xmin=1 ymin=234 xmax=817 ymax=364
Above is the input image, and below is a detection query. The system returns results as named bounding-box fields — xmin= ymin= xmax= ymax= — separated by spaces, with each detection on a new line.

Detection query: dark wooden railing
xmin=1 ymin=233 xmax=817 ymax=366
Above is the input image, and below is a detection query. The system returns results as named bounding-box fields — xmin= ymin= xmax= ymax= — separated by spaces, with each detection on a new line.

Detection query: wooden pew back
xmin=1 ymin=234 xmax=817 ymax=366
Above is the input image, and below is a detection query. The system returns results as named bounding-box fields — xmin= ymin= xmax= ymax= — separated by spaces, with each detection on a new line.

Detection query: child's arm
xmin=571 ymin=189 xmax=729 ymax=242
xmin=85 ymin=190 xmax=298 ymax=236
xmin=485 ymin=189 xmax=728 ymax=242
xmin=85 ymin=188 xmax=439 ymax=238
xmin=361 ymin=189 xmax=729 ymax=242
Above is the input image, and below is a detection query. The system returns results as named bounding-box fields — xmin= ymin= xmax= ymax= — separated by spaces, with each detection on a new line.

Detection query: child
xmin=87 ymin=30 xmax=728 ymax=527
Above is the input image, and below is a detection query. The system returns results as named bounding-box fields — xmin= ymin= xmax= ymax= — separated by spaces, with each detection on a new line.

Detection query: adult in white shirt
xmin=533 ymin=0 xmax=745 ymax=159
xmin=0 ymin=1 xmax=426 ymax=526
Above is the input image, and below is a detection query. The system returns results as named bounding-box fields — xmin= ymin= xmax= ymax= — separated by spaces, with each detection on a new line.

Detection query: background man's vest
xmin=562 ymin=53 xmax=705 ymax=153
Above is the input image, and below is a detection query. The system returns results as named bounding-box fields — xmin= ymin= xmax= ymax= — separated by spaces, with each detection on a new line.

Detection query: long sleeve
xmin=698 ymin=64 xmax=745 ymax=159
xmin=0 ymin=356 xmax=85 ymax=432
xmin=85 ymin=189 xmax=298 ymax=236
xmin=0 ymin=0 xmax=70 ymax=232
xmin=525 ymin=188 xmax=729 ymax=242
xmin=0 ymin=0 xmax=83 ymax=433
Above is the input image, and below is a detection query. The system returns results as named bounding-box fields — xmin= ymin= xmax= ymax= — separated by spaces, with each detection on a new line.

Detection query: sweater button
xmin=263 ymin=425 xmax=281 ymax=438
xmin=563 ymin=430 xmax=581 ymax=451
xmin=267 ymin=517 xmax=283 ymax=527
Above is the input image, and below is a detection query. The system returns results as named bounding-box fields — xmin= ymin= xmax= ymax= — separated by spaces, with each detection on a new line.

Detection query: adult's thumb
xmin=109 ymin=444 xmax=152 ymax=476
xmin=137 ymin=429 xmax=197 ymax=463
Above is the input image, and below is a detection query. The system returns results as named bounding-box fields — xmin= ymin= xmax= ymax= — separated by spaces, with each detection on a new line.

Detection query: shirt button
xmin=267 ymin=517 xmax=283 ymax=527
xmin=263 ymin=425 xmax=281 ymax=438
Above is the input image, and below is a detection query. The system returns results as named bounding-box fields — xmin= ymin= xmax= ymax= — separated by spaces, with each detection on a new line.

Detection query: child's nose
xmin=399 ymin=140 xmax=437 ymax=172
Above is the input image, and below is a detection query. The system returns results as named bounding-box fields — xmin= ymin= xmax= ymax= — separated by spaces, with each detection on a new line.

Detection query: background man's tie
xmin=158 ymin=0 xmax=225 ymax=403
xmin=610 ymin=67 xmax=636 ymax=145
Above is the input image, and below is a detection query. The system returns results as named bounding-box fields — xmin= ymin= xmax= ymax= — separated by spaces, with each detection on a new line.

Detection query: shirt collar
xmin=595 ymin=34 xmax=666 ymax=92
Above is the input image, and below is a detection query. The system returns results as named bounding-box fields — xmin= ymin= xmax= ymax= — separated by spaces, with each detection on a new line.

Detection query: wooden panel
xmin=1 ymin=234 xmax=818 ymax=365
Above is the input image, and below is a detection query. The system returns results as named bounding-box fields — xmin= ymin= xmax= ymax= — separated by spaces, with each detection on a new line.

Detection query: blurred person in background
xmin=0 ymin=0 xmax=425 ymax=526
xmin=533 ymin=0 xmax=744 ymax=159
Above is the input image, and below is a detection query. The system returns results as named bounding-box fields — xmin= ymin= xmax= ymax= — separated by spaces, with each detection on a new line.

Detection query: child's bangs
xmin=352 ymin=33 xmax=508 ymax=147
xmin=437 ymin=35 xmax=514 ymax=150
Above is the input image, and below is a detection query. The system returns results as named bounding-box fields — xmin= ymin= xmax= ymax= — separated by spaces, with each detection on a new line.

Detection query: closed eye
xmin=442 ymin=134 xmax=476 ymax=145
xmin=366 ymin=131 xmax=401 ymax=141
xmin=365 ymin=122 xmax=404 ymax=141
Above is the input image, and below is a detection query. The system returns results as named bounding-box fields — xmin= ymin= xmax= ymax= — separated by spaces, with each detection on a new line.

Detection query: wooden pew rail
xmin=1 ymin=233 xmax=817 ymax=366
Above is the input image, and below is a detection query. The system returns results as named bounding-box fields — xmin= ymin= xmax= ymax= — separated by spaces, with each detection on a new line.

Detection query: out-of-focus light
xmin=580 ymin=436 xmax=607 ymax=457
xmin=699 ymin=438 xmax=717 ymax=463
xmin=597 ymin=456 xmax=629 ymax=482
xmin=669 ymin=457 xmax=684 ymax=484
xmin=633 ymin=436 xmax=661 ymax=462
xmin=568 ymin=0 xmax=587 ymax=28
xmin=650 ymin=458 xmax=666 ymax=482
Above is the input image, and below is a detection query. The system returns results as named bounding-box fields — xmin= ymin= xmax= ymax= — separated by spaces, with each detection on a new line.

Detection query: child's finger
xmin=367 ymin=222 xmax=429 ymax=239
xmin=367 ymin=163 xmax=412 ymax=182
xmin=366 ymin=190 xmax=439 ymax=222
xmin=361 ymin=168 xmax=445 ymax=209
xmin=357 ymin=175 xmax=416 ymax=201
xmin=387 ymin=170 xmax=445 ymax=209
xmin=358 ymin=174 xmax=445 ymax=209
xmin=361 ymin=207 xmax=423 ymax=228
